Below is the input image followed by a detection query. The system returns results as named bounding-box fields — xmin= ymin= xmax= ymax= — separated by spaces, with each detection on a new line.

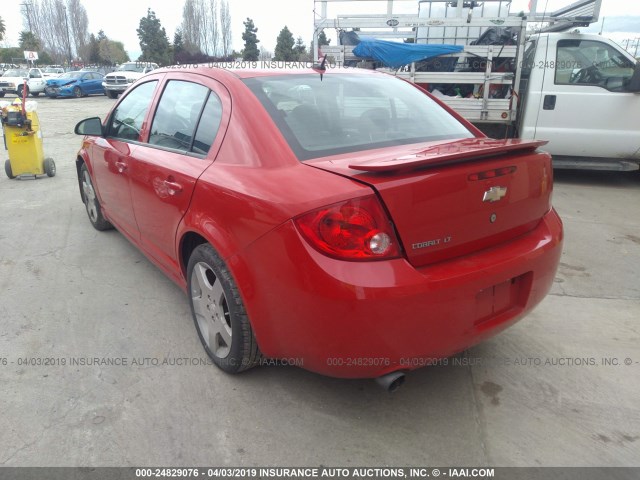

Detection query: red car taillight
xmin=294 ymin=196 xmax=402 ymax=261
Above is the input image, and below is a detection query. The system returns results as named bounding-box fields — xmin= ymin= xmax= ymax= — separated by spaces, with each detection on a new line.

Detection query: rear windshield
xmin=243 ymin=73 xmax=473 ymax=161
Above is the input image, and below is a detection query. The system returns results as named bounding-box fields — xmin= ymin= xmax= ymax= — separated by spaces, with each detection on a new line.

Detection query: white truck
xmin=314 ymin=0 xmax=640 ymax=171
xmin=0 ymin=67 xmax=48 ymax=97
xmin=102 ymin=62 xmax=158 ymax=99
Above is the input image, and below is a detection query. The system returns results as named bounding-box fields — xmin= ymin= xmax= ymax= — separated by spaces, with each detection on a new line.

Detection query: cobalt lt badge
xmin=483 ymin=186 xmax=508 ymax=203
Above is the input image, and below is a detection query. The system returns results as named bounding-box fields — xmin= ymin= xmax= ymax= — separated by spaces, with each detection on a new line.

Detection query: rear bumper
xmin=237 ymin=208 xmax=563 ymax=378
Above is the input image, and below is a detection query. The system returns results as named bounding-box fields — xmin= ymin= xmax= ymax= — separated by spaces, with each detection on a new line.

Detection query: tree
xmin=293 ymin=36 xmax=308 ymax=61
xmin=137 ymin=8 xmax=172 ymax=65
xmin=99 ymin=38 xmax=129 ymax=65
xmin=181 ymin=0 xmax=202 ymax=54
xmin=181 ymin=0 xmax=222 ymax=56
xmin=242 ymin=18 xmax=259 ymax=61
xmin=318 ymin=30 xmax=330 ymax=47
xmin=0 ymin=48 xmax=23 ymax=63
xmin=19 ymin=31 xmax=42 ymax=51
xmin=274 ymin=26 xmax=295 ymax=61
xmin=86 ymin=33 xmax=100 ymax=64
xmin=173 ymin=29 xmax=185 ymax=62
xmin=259 ymin=45 xmax=272 ymax=61
xmin=20 ymin=0 xmax=82 ymax=64
xmin=0 ymin=17 xmax=6 ymax=42
xmin=67 ymin=0 xmax=89 ymax=61
xmin=208 ymin=0 xmax=219 ymax=56
xmin=220 ymin=0 xmax=232 ymax=56
xmin=83 ymin=30 xmax=129 ymax=66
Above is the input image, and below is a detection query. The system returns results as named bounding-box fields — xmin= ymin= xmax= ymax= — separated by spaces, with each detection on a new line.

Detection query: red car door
xmin=128 ymin=76 xmax=230 ymax=276
xmin=90 ymin=80 xmax=159 ymax=240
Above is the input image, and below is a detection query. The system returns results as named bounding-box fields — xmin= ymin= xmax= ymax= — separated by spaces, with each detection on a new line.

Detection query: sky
xmin=1 ymin=0 xmax=639 ymax=60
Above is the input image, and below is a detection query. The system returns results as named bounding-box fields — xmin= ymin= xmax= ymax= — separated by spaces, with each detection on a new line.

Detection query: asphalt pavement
xmin=0 ymin=96 xmax=638 ymax=467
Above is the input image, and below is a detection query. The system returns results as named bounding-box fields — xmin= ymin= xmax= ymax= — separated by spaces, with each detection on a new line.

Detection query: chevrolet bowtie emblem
xmin=483 ymin=186 xmax=508 ymax=203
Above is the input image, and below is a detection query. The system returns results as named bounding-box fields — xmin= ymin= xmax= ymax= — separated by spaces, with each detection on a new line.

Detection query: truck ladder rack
xmin=313 ymin=0 xmax=602 ymax=124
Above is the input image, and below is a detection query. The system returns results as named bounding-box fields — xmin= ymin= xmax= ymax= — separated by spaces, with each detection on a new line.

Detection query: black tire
xmin=44 ymin=158 xmax=56 ymax=177
xmin=17 ymin=85 xmax=28 ymax=98
xmin=31 ymin=92 xmax=40 ymax=97
xmin=0 ymin=92 xmax=5 ymax=98
xmin=5 ymin=159 xmax=15 ymax=179
xmin=73 ymin=86 xmax=83 ymax=98
xmin=106 ymin=90 xmax=118 ymax=99
xmin=79 ymin=163 xmax=113 ymax=231
xmin=187 ymin=244 xmax=261 ymax=374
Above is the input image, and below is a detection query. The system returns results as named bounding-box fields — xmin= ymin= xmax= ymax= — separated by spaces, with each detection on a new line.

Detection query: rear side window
xmin=108 ymin=80 xmax=158 ymax=142
xmin=243 ymin=73 xmax=473 ymax=161
xmin=148 ymin=80 xmax=223 ymax=155
xmin=193 ymin=93 xmax=223 ymax=154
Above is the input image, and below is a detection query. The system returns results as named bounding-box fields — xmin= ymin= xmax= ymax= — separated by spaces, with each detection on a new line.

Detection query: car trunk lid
xmin=307 ymin=138 xmax=553 ymax=267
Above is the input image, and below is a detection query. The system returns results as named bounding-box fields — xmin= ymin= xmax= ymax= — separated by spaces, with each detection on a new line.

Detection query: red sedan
xmin=74 ymin=66 xmax=562 ymax=389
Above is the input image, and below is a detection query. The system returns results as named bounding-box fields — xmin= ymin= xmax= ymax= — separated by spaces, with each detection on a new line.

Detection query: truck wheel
xmin=80 ymin=163 xmax=112 ymax=231
xmin=5 ymin=160 xmax=15 ymax=179
xmin=73 ymin=86 xmax=83 ymax=98
xmin=44 ymin=158 xmax=56 ymax=177
xmin=106 ymin=90 xmax=118 ymax=99
xmin=187 ymin=243 xmax=261 ymax=374
xmin=17 ymin=85 xmax=28 ymax=98
xmin=0 ymin=93 xmax=5 ymax=98
xmin=31 ymin=92 xmax=40 ymax=97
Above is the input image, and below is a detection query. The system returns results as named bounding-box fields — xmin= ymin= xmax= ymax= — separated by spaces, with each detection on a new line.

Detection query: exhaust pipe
xmin=375 ymin=371 xmax=406 ymax=393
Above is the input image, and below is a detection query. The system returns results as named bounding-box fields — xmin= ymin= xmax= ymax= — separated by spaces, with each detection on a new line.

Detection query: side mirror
xmin=75 ymin=117 xmax=104 ymax=136
xmin=628 ymin=63 xmax=640 ymax=93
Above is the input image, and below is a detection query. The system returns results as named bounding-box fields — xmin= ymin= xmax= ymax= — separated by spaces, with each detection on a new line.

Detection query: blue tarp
xmin=352 ymin=39 xmax=464 ymax=69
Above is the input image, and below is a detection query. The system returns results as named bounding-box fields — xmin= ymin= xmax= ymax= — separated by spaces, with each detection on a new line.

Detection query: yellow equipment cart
xmin=2 ymin=98 xmax=56 ymax=179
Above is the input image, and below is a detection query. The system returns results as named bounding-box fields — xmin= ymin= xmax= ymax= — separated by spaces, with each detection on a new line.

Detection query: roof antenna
xmin=313 ymin=54 xmax=328 ymax=81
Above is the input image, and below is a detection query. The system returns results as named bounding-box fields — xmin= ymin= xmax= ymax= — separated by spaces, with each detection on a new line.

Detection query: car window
xmin=108 ymin=80 xmax=158 ymax=142
xmin=4 ymin=69 xmax=28 ymax=77
xmin=149 ymin=80 xmax=209 ymax=152
xmin=192 ymin=93 xmax=223 ymax=155
xmin=59 ymin=72 xmax=83 ymax=80
xmin=555 ymin=39 xmax=635 ymax=91
xmin=244 ymin=74 xmax=473 ymax=161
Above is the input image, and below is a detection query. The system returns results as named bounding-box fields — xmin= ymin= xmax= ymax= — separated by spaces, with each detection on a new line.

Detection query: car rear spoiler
xmin=348 ymin=139 xmax=549 ymax=173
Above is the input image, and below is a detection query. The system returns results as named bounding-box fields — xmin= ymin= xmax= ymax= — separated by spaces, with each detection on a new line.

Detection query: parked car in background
xmin=102 ymin=62 xmax=157 ymax=98
xmin=0 ymin=63 xmax=20 ymax=73
xmin=42 ymin=66 xmax=65 ymax=77
xmin=80 ymin=66 xmax=116 ymax=76
xmin=0 ymin=67 xmax=54 ymax=97
xmin=73 ymin=66 xmax=563 ymax=388
xmin=0 ymin=68 xmax=29 ymax=97
xmin=44 ymin=71 xmax=105 ymax=98
xmin=26 ymin=68 xmax=49 ymax=97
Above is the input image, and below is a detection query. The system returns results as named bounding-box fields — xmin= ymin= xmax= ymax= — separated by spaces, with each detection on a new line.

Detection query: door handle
xmin=163 ymin=180 xmax=183 ymax=196
xmin=115 ymin=160 xmax=127 ymax=173
xmin=543 ymin=95 xmax=557 ymax=110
